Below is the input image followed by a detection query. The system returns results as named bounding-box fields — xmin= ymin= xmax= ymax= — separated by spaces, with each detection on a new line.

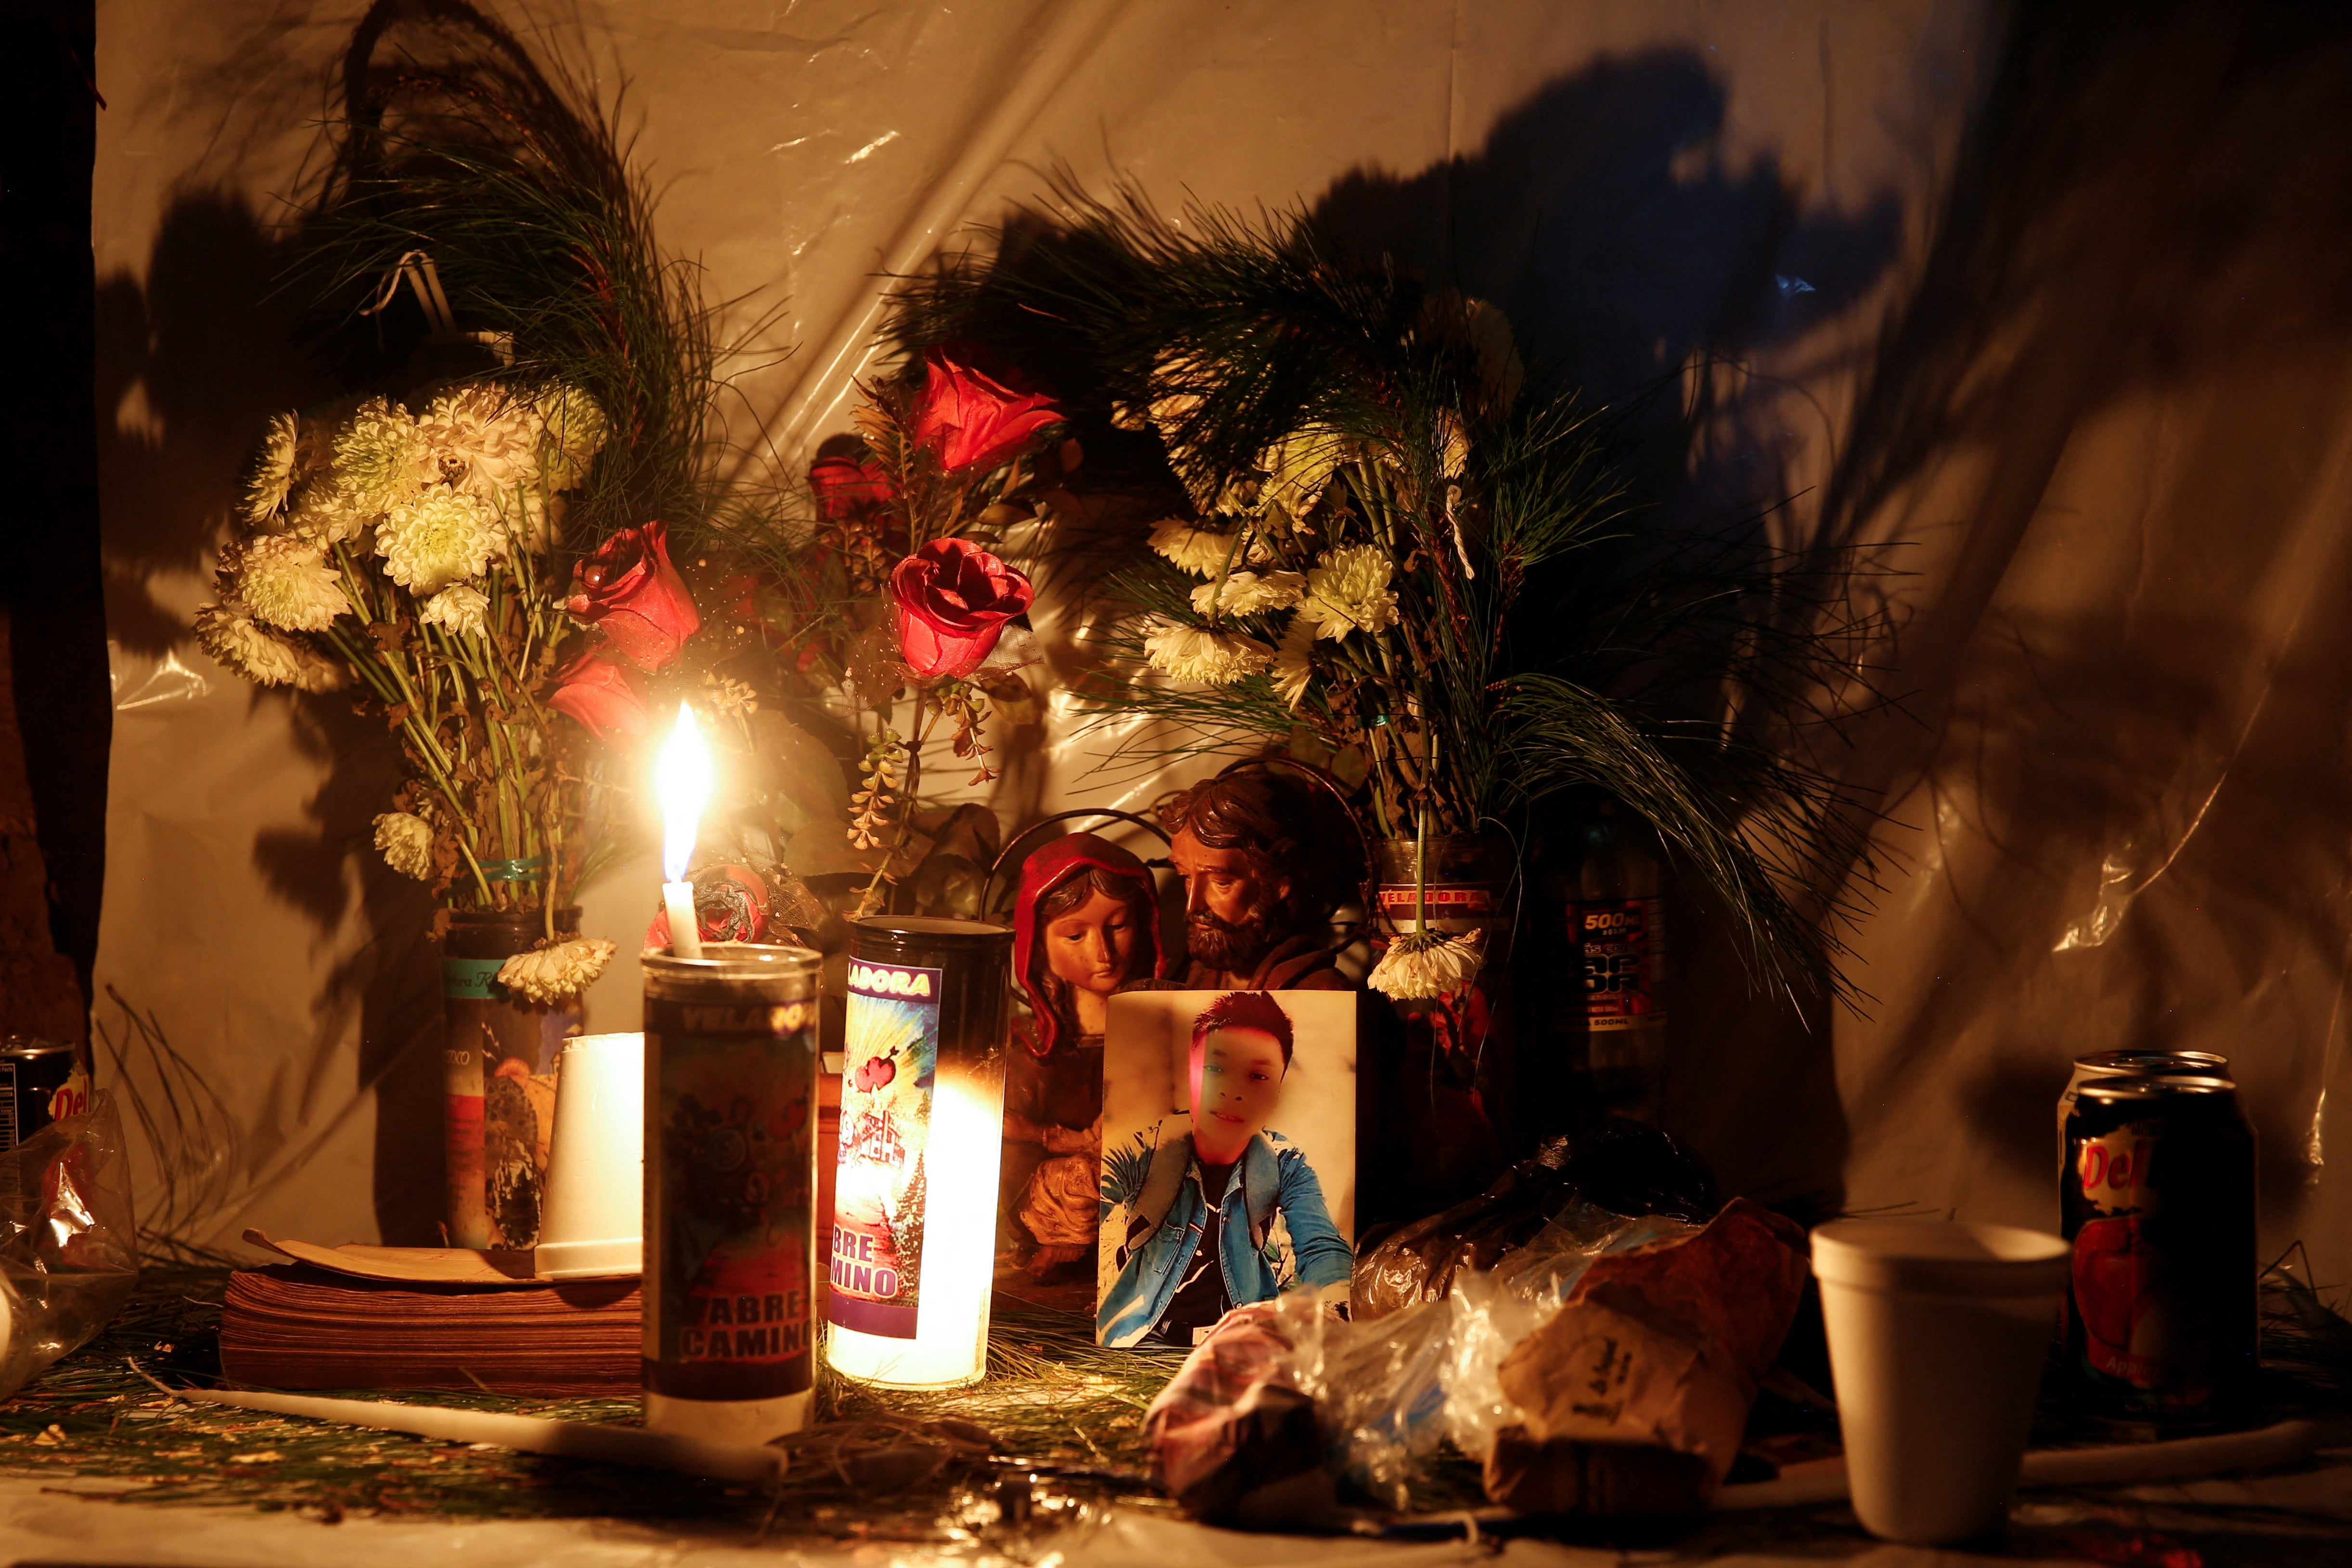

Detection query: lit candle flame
xmin=655 ymin=704 xmax=711 ymax=885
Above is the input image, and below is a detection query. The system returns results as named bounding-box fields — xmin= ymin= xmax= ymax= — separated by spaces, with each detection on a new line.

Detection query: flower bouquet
xmin=781 ymin=350 xmax=1069 ymax=915
xmin=883 ymin=194 xmax=1872 ymax=1011
xmin=193 ymin=28 xmax=810 ymax=1244
xmin=202 ymin=380 xmax=630 ymax=996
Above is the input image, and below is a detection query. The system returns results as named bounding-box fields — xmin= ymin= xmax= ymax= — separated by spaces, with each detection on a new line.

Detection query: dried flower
xmin=700 ymin=672 xmax=759 ymax=718
xmin=241 ymin=411 xmax=301 ymax=524
xmin=192 ymin=602 xmax=346 ymax=692
xmin=1434 ymin=408 xmax=1470 ymax=480
xmin=1149 ymin=520 xmax=1267 ymax=578
xmin=418 ymin=583 xmax=491 ymax=639
xmin=1272 ymin=615 xmax=1318 ymax=710
xmin=848 ymin=729 xmax=908 ymax=849
xmin=376 ymin=490 xmax=501 ymax=596
xmin=1464 ymin=297 xmax=1524 ymax=414
xmin=329 ymin=397 xmax=430 ymax=514
xmin=1189 ymin=569 xmax=1304 ymax=618
xmin=372 ymin=811 xmax=434 ymax=879
xmin=1143 ymin=621 xmax=1274 ymax=685
xmin=232 ymin=535 xmax=351 ymax=632
xmin=1297 ymin=544 xmax=1401 ymax=640
xmin=1368 ymin=928 xmax=1486 ymax=1001
xmin=496 ymin=937 xmax=619 ymax=1004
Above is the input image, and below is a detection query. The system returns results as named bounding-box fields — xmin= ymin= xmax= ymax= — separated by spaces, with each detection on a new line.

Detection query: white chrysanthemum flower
xmin=1297 ymin=544 xmax=1401 ymax=640
xmin=497 ymin=936 xmax=620 ymax=1004
xmin=1272 ymin=615 xmax=1318 ymax=710
xmin=376 ymin=489 xmax=501 ymax=595
xmin=535 ymin=385 xmax=608 ymax=488
xmin=372 ymin=812 xmax=434 ymax=880
xmin=232 ymin=535 xmax=351 ymax=632
xmin=418 ymin=583 xmax=490 ymax=639
xmin=1150 ymin=519 xmax=1272 ymax=578
xmin=1369 ymin=929 xmax=1486 ymax=1001
xmin=284 ymin=482 xmax=375 ymax=547
xmin=192 ymin=602 xmax=347 ymax=692
xmin=1258 ymin=429 xmax=1348 ymax=520
xmin=1142 ymin=621 xmax=1274 ymax=685
xmin=1149 ymin=519 xmax=1239 ymax=577
xmin=241 ymin=411 xmax=301 ymax=524
xmin=1189 ymin=569 xmax=1305 ymax=618
xmin=416 ymin=383 xmax=544 ymax=500
xmin=329 ymin=397 xmax=431 ymax=513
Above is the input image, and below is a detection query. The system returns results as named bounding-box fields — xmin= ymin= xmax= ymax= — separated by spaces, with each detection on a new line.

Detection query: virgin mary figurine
xmin=1003 ymin=833 xmax=1163 ymax=1281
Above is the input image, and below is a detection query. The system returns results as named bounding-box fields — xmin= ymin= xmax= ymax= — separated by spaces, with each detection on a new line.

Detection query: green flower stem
xmin=324 ymin=619 xmax=495 ymax=907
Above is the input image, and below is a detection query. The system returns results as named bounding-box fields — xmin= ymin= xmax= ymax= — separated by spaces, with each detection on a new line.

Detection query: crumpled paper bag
xmin=1486 ymin=1197 xmax=1808 ymax=1512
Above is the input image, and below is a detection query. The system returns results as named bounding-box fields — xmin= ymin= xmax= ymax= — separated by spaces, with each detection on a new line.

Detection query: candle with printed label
xmin=826 ymin=916 xmax=1013 ymax=1389
xmin=641 ymin=700 xmax=822 ymax=1441
xmin=641 ymin=945 xmax=823 ymax=1442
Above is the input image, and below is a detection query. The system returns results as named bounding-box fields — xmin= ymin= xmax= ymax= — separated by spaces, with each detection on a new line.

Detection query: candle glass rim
xmin=643 ymin=941 xmax=822 ymax=979
xmin=847 ymin=914 xmax=1015 ymax=943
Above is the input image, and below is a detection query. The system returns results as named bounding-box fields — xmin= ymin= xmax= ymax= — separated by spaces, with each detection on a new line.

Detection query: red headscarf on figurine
xmin=1012 ymin=831 xmax=1165 ymax=1059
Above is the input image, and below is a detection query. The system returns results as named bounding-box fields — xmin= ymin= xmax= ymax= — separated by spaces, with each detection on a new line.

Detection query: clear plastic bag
xmin=1276 ymin=1292 xmax=1454 ymax=1510
xmin=0 ymin=1090 xmax=140 ymax=1400
xmin=1280 ymin=1203 xmax=1702 ymax=1507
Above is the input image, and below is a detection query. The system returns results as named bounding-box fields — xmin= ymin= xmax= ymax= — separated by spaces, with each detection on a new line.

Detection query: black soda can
xmin=2055 ymin=1050 xmax=2231 ymax=1174
xmin=2061 ymin=1075 xmax=2256 ymax=1418
xmin=0 ymin=1039 xmax=87 ymax=1151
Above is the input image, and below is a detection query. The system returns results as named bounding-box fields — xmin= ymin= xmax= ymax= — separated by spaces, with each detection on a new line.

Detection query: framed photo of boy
xmin=1096 ymin=990 xmax=1356 ymax=1348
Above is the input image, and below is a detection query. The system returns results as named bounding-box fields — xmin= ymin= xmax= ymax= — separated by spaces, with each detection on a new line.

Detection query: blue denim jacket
xmin=1096 ymin=1120 xmax=1351 ymax=1347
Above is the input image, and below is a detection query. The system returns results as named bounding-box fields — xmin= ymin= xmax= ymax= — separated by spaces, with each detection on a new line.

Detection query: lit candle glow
xmin=655 ymin=704 xmax=712 ymax=961
xmin=825 ymin=1070 xmax=1003 ymax=1387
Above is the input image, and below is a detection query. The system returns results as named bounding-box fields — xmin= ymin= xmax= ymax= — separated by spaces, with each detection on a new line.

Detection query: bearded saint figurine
xmin=1003 ymin=833 xmax=1164 ymax=1280
xmin=1163 ymin=769 xmax=1358 ymax=992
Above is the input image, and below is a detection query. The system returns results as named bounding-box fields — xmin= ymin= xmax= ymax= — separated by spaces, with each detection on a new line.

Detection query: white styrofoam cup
xmin=536 ymin=1032 xmax=645 ymax=1278
xmin=1811 ymin=1219 xmax=2071 ymax=1545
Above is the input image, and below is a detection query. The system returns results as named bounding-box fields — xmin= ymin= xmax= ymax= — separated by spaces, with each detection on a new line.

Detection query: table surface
xmin=0 ymin=1453 xmax=2346 ymax=1567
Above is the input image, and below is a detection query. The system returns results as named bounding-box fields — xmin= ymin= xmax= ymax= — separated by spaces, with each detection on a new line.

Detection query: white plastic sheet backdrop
xmin=88 ymin=0 xmax=2352 ymax=1297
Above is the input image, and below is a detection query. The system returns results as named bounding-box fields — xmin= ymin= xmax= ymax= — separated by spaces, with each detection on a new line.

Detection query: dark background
xmin=0 ymin=0 xmax=104 ymax=1050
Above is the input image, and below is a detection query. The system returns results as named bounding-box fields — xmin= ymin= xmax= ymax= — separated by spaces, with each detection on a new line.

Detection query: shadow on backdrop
xmin=1308 ymin=46 xmax=1916 ymax=1215
xmin=1800 ymin=0 xmax=2352 ymax=1221
xmin=95 ymin=190 xmax=441 ymax=1243
xmin=97 ymin=0 xmax=635 ymax=1245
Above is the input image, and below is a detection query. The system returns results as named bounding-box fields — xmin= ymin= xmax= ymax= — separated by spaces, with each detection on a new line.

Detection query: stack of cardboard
xmin=219 ymin=1237 xmax=640 ymax=1397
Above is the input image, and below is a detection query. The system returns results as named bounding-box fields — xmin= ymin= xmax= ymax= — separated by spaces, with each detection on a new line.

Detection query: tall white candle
xmin=654 ymin=705 xmax=712 ymax=960
xmin=158 ymin=1385 xmax=784 ymax=1483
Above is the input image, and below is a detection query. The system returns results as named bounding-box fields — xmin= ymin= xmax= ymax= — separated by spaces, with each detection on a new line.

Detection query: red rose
xmin=889 ymin=537 xmax=1033 ymax=680
xmin=810 ymin=454 xmax=894 ymax=519
xmin=910 ymin=352 xmax=1061 ymax=474
xmin=567 ymin=521 xmax=701 ymax=671
xmin=548 ymin=652 xmax=646 ymax=742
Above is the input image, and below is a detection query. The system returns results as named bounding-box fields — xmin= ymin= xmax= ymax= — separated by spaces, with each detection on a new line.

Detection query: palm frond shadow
xmin=285 ymin=0 xmax=799 ymax=554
